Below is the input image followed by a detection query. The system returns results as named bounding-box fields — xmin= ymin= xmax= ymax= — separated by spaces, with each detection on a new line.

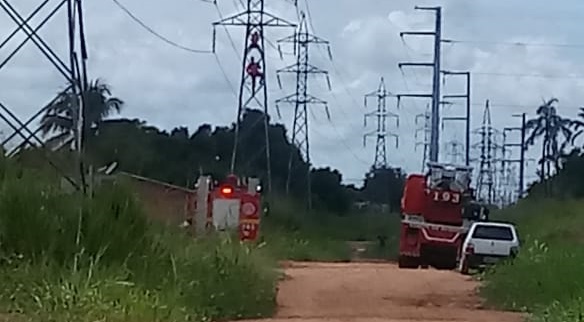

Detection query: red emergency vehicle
xmin=398 ymin=162 xmax=483 ymax=270
xmin=186 ymin=174 xmax=262 ymax=242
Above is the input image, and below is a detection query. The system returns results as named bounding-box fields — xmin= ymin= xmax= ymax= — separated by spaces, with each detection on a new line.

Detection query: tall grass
xmin=261 ymin=197 xmax=400 ymax=261
xmin=0 ymin=159 xmax=277 ymax=322
xmin=481 ymin=199 xmax=584 ymax=321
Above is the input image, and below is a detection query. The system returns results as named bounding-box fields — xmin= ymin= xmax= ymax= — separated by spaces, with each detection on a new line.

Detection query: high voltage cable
xmin=472 ymin=72 xmax=584 ymax=79
xmin=111 ymin=0 xmax=213 ymax=53
xmin=111 ymin=0 xmax=238 ymax=97
xmin=444 ymin=39 xmax=584 ymax=49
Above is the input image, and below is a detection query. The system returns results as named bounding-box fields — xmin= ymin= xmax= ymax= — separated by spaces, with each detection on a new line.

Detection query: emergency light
xmin=220 ymin=186 xmax=233 ymax=195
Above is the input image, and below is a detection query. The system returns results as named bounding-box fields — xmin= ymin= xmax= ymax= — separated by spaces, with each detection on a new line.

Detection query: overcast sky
xmin=1 ymin=0 xmax=584 ymax=195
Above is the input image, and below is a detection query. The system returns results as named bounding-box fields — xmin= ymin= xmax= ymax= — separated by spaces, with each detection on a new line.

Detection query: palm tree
xmin=39 ymin=79 xmax=124 ymax=150
xmin=569 ymin=107 xmax=584 ymax=145
xmin=524 ymin=98 xmax=574 ymax=185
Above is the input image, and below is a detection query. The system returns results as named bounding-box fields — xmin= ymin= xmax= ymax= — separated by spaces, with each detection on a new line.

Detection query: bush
xmin=482 ymin=199 xmax=584 ymax=321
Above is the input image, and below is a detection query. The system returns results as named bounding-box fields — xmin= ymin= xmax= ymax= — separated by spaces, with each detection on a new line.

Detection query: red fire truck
xmin=398 ymin=162 xmax=485 ymax=270
xmin=185 ymin=174 xmax=262 ymax=242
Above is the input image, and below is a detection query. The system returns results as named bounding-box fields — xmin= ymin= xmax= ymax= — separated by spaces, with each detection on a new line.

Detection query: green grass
xmin=0 ymin=157 xmax=399 ymax=321
xmin=261 ymin=197 xmax=400 ymax=261
xmin=481 ymin=199 xmax=584 ymax=321
xmin=0 ymin=160 xmax=277 ymax=322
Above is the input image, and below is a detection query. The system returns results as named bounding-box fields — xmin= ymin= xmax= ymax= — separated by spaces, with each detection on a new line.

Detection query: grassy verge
xmin=480 ymin=199 xmax=584 ymax=321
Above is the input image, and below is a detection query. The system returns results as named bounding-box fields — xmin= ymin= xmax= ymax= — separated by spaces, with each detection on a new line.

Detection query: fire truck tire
xmin=398 ymin=255 xmax=419 ymax=269
xmin=460 ymin=258 xmax=470 ymax=275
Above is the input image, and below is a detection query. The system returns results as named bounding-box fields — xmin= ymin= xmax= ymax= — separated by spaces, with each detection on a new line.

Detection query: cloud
xmin=0 ymin=0 xmax=583 ymax=191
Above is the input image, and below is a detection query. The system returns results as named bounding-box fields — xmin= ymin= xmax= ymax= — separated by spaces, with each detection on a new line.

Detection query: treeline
xmin=11 ymin=79 xmax=406 ymax=214
xmin=84 ymin=111 xmax=406 ymax=214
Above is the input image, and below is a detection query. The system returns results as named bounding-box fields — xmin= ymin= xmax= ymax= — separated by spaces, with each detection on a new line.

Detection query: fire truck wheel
xmin=398 ymin=255 xmax=419 ymax=269
xmin=459 ymin=258 xmax=470 ymax=275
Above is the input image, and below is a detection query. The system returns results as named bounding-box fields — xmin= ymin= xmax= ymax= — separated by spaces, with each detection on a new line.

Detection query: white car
xmin=458 ymin=221 xmax=520 ymax=274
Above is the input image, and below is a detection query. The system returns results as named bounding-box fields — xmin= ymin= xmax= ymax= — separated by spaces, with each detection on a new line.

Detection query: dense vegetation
xmin=481 ymin=199 xmax=584 ymax=322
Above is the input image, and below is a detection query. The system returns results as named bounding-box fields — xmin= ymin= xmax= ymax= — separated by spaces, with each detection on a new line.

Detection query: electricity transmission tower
xmin=274 ymin=11 xmax=331 ymax=209
xmin=444 ymin=139 xmax=464 ymax=164
xmin=502 ymin=113 xmax=527 ymax=199
xmin=441 ymin=71 xmax=471 ymax=165
xmin=212 ymin=0 xmax=296 ymax=193
xmin=473 ymin=100 xmax=500 ymax=204
xmin=363 ymin=77 xmax=399 ymax=169
xmin=415 ymin=104 xmax=431 ymax=171
xmin=0 ymin=0 xmax=89 ymax=192
xmin=398 ymin=5 xmax=442 ymax=162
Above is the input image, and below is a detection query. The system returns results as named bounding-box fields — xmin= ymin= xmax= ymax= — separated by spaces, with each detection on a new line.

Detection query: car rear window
xmin=472 ymin=225 xmax=514 ymax=241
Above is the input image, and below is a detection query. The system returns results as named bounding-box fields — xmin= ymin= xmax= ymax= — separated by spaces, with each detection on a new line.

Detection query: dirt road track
xmin=251 ymin=262 xmax=525 ymax=322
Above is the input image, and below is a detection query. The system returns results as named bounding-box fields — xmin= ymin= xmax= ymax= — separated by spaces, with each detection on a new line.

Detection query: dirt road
xmin=256 ymin=261 xmax=525 ymax=322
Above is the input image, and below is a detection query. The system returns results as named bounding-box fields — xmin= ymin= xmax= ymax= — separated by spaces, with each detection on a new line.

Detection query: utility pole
xmin=503 ymin=113 xmax=527 ymax=199
xmin=0 ymin=0 xmax=89 ymax=192
xmin=441 ymin=71 xmax=471 ymax=165
xmin=212 ymin=0 xmax=296 ymax=194
xmin=275 ymin=11 xmax=331 ymax=210
xmin=363 ymin=77 xmax=399 ymax=169
xmin=473 ymin=100 xmax=500 ymax=204
xmin=398 ymin=6 xmax=442 ymax=162
xmin=414 ymin=104 xmax=431 ymax=171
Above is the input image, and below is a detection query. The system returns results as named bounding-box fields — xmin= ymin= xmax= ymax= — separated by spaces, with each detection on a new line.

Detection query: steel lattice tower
xmin=0 ymin=0 xmax=89 ymax=192
xmin=363 ymin=77 xmax=398 ymax=169
xmin=414 ymin=104 xmax=431 ymax=171
xmin=473 ymin=100 xmax=500 ymax=204
xmin=212 ymin=0 xmax=296 ymax=193
xmin=274 ymin=11 xmax=331 ymax=209
xmin=444 ymin=139 xmax=464 ymax=164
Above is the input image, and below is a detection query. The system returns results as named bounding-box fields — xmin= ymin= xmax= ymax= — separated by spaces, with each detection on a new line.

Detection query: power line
xmin=212 ymin=54 xmax=238 ymax=97
xmin=444 ymin=39 xmax=584 ymax=49
xmin=472 ymin=71 xmax=584 ymax=79
xmin=111 ymin=0 xmax=213 ymax=54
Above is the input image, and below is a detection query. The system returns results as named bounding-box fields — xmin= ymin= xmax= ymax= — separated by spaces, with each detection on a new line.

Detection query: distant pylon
xmin=363 ymin=77 xmax=399 ymax=169
xmin=275 ymin=11 xmax=332 ymax=209
xmin=444 ymin=139 xmax=464 ymax=164
xmin=473 ymin=100 xmax=500 ymax=204
xmin=415 ymin=104 xmax=431 ymax=171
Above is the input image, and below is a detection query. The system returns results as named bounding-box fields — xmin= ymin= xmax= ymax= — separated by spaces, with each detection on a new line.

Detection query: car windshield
xmin=472 ymin=225 xmax=514 ymax=241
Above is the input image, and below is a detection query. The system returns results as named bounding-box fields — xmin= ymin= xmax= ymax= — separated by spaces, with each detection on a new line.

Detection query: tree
xmin=39 ymin=79 xmax=124 ymax=150
xmin=362 ymin=166 xmax=406 ymax=213
xmin=311 ymin=167 xmax=350 ymax=214
xmin=527 ymin=148 xmax=584 ymax=199
xmin=569 ymin=107 xmax=584 ymax=145
xmin=524 ymin=98 xmax=574 ymax=185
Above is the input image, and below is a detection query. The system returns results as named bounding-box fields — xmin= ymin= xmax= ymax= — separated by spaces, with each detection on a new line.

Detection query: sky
xmin=1 ymin=0 xmax=584 ymax=198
